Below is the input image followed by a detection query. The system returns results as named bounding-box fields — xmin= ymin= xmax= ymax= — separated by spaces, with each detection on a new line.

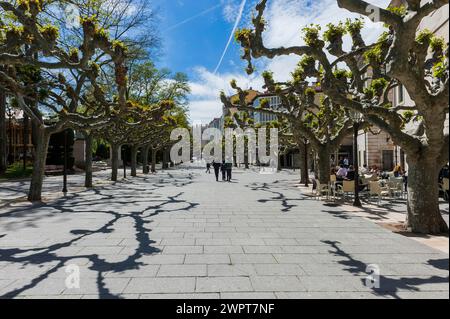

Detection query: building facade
xmin=252 ymin=95 xmax=281 ymax=124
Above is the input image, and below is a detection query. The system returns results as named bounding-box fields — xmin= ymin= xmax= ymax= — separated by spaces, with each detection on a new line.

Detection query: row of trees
xmin=224 ymin=0 xmax=449 ymax=234
xmin=0 ymin=0 xmax=189 ymax=200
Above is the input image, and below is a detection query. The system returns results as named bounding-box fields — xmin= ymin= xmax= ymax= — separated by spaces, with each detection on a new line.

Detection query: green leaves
xmin=433 ymin=61 xmax=446 ymax=79
xmin=17 ymin=0 xmax=44 ymax=16
xmin=333 ymin=69 xmax=351 ymax=80
xmin=301 ymin=24 xmax=323 ymax=48
xmin=235 ymin=28 xmax=252 ymax=45
xmin=323 ymin=22 xmax=346 ymax=43
xmin=416 ymin=29 xmax=434 ymax=45
xmin=363 ymin=78 xmax=388 ymax=99
xmin=345 ymin=19 xmax=364 ymax=36
xmin=430 ymin=37 xmax=445 ymax=54
xmin=262 ymin=71 xmax=274 ymax=82
xmin=112 ymin=40 xmax=128 ymax=54
xmin=39 ymin=24 xmax=59 ymax=43
xmin=259 ymin=98 xmax=270 ymax=109
xmin=363 ymin=32 xmax=389 ymax=65
xmin=296 ymin=55 xmax=317 ymax=78
xmin=387 ymin=5 xmax=408 ymax=18
xmin=304 ymin=88 xmax=316 ymax=99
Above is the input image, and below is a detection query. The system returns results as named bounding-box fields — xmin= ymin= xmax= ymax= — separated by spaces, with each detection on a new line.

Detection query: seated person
xmin=370 ymin=166 xmax=380 ymax=176
xmin=360 ymin=164 xmax=368 ymax=175
xmin=393 ymin=164 xmax=404 ymax=177
xmin=336 ymin=165 xmax=348 ymax=181
xmin=330 ymin=167 xmax=337 ymax=176
xmin=346 ymin=166 xmax=356 ymax=181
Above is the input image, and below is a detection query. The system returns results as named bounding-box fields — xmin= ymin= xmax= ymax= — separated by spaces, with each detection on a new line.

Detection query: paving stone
xmin=221 ymin=292 xmax=276 ymax=299
xmin=160 ymin=239 xmax=195 ymax=246
xmin=196 ymin=239 xmax=232 ymax=246
xmin=77 ymin=246 xmax=124 ymax=255
xmin=250 ymin=276 xmax=305 ymax=292
xmin=105 ymin=265 xmax=160 ymax=278
xmin=62 ymin=278 xmax=130 ymax=295
xmin=163 ymin=246 xmax=203 ymax=254
xmin=273 ymin=254 xmax=319 ymax=264
xmin=157 ymin=265 xmax=207 ymax=277
xmin=185 ymin=254 xmax=230 ymax=265
xmin=0 ymin=278 xmax=66 ymax=297
xmin=208 ymin=265 xmax=257 ymax=277
xmin=196 ymin=277 xmax=253 ymax=293
xmin=123 ymin=277 xmax=196 ymax=294
xmin=230 ymin=254 xmax=277 ymax=264
xmin=0 ymin=168 xmax=447 ymax=299
xmin=254 ymin=264 xmax=306 ymax=276
xmin=139 ymin=254 xmax=185 ymax=265
xmin=275 ymin=291 xmax=342 ymax=299
xmin=204 ymin=246 xmax=244 ymax=254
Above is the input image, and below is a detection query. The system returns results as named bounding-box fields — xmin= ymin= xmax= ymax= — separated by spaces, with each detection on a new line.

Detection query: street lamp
xmin=304 ymin=138 xmax=309 ymax=188
xmin=350 ymin=111 xmax=363 ymax=207
xmin=122 ymin=146 xmax=127 ymax=179
xmin=62 ymin=129 xmax=68 ymax=194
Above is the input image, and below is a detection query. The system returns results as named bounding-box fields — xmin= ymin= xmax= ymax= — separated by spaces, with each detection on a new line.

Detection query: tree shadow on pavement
xmin=322 ymin=240 xmax=449 ymax=299
xmin=0 ymin=173 xmax=199 ymax=299
xmin=246 ymin=180 xmax=306 ymax=213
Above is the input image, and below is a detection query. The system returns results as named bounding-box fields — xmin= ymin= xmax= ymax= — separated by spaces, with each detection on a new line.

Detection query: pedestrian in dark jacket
xmin=226 ymin=162 xmax=232 ymax=182
xmin=221 ymin=161 xmax=226 ymax=181
xmin=212 ymin=161 xmax=221 ymax=182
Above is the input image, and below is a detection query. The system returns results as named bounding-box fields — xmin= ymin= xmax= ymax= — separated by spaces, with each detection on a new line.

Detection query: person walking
xmin=206 ymin=162 xmax=211 ymax=174
xmin=221 ymin=160 xmax=226 ymax=181
xmin=226 ymin=161 xmax=233 ymax=182
xmin=212 ymin=160 xmax=221 ymax=182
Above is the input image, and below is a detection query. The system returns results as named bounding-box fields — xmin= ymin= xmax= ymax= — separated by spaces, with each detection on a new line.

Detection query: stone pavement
xmin=0 ymin=167 xmax=448 ymax=299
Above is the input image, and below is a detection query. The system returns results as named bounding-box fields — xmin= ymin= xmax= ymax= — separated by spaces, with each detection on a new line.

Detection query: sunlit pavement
xmin=0 ymin=167 xmax=448 ymax=299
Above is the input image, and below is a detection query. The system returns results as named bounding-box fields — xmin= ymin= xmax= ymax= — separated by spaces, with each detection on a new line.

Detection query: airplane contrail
xmin=214 ymin=0 xmax=247 ymax=74
xmin=164 ymin=3 xmax=223 ymax=32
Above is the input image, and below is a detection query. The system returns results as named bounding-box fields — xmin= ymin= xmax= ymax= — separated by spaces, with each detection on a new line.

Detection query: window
xmin=382 ymin=150 xmax=394 ymax=171
xmin=397 ymin=84 xmax=404 ymax=104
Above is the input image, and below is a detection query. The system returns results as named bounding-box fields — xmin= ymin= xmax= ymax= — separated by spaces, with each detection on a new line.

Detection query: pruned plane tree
xmin=233 ymin=0 xmax=449 ymax=234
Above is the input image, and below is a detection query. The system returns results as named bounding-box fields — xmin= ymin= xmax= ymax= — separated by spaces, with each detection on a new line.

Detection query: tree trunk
xmin=0 ymin=90 xmax=6 ymax=174
xmin=111 ymin=144 xmax=119 ymax=182
xmin=316 ymin=147 xmax=330 ymax=185
xmin=406 ymin=157 xmax=448 ymax=234
xmin=298 ymin=145 xmax=309 ymax=185
xmin=151 ymin=148 xmax=157 ymax=173
xmin=84 ymin=133 xmax=93 ymax=188
xmin=131 ymin=145 xmax=138 ymax=177
xmin=28 ymin=128 xmax=50 ymax=202
xmin=142 ymin=145 xmax=150 ymax=174
xmin=162 ymin=148 xmax=168 ymax=169
xmin=244 ymin=153 xmax=249 ymax=169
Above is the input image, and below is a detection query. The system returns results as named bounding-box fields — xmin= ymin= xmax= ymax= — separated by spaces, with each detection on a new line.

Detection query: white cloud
xmin=188 ymin=67 xmax=263 ymax=124
xmin=259 ymin=0 xmax=391 ymax=81
xmin=223 ymin=3 xmax=239 ymax=23
xmin=214 ymin=0 xmax=247 ymax=73
xmin=188 ymin=0 xmax=392 ymax=123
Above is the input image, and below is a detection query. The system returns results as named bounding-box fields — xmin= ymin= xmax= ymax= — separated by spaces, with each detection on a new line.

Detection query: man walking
xmin=206 ymin=162 xmax=211 ymax=174
xmin=221 ymin=160 xmax=227 ymax=181
xmin=212 ymin=160 xmax=221 ymax=182
xmin=226 ymin=162 xmax=232 ymax=182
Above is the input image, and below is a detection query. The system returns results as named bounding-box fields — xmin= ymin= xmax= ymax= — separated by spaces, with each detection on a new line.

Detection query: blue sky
xmin=151 ymin=0 xmax=390 ymax=124
xmin=153 ymin=0 xmax=251 ymax=77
